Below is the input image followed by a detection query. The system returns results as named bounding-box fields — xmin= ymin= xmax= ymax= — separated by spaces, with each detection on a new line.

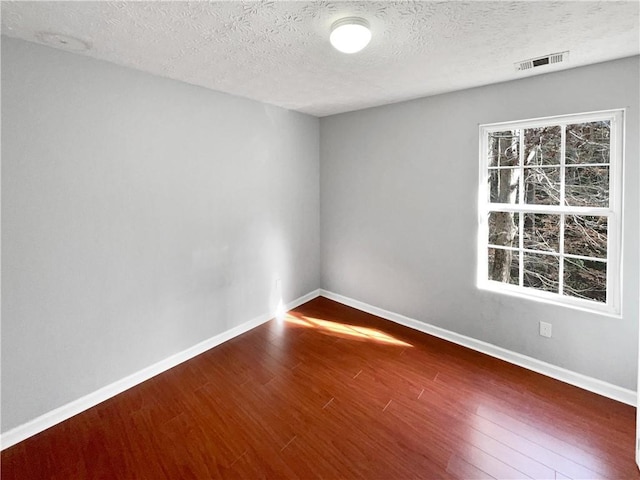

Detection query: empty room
xmin=2 ymin=1 xmax=639 ymax=478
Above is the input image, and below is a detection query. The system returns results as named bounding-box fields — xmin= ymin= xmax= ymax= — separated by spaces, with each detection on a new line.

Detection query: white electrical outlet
xmin=539 ymin=321 xmax=552 ymax=338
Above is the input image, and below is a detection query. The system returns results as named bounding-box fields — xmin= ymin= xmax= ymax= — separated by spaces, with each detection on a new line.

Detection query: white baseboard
xmin=0 ymin=289 xmax=321 ymax=451
xmin=319 ymin=289 xmax=636 ymax=407
xmin=3 ymin=287 xmax=632 ymax=450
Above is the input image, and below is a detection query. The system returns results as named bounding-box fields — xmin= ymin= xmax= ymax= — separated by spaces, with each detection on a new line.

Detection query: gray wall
xmin=2 ymin=34 xmax=637 ymax=435
xmin=1 ymin=37 xmax=320 ymax=432
xmin=321 ymin=56 xmax=640 ymax=390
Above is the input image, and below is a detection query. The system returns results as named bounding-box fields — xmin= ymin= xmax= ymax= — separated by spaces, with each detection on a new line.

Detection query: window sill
xmin=478 ymin=281 xmax=621 ymax=319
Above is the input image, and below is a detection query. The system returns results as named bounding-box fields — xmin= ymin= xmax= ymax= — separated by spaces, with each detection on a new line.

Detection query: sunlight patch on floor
xmin=285 ymin=313 xmax=412 ymax=347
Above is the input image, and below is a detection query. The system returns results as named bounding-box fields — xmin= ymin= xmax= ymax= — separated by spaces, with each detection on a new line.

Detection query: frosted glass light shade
xmin=330 ymin=18 xmax=371 ymax=54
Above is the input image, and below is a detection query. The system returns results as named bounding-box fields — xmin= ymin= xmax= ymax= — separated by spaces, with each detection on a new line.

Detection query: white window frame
xmin=477 ymin=109 xmax=624 ymax=316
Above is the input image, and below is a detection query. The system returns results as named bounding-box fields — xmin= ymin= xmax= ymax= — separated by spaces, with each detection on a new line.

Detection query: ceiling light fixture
xmin=330 ymin=17 xmax=371 ymax=54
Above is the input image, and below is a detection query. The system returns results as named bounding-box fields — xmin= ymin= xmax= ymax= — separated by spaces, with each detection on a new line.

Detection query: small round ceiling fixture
xmin=35 ymin=32 xmax=91 ymax=52
xmin=330 ymin=17 xmax=371 ymax=54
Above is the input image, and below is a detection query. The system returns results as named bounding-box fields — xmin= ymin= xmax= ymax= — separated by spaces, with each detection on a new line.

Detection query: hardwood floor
xmin=2 ymin=297 xmax=638 ymax=479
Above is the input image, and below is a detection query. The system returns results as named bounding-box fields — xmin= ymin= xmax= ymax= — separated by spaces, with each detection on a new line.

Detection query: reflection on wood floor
xmin=2 ymin=296 xmax=637 ymax=479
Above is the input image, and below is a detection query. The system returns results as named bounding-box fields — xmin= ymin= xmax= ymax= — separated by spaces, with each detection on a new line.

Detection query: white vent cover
xmin=515 ymin=51 xmax=569 ymax=71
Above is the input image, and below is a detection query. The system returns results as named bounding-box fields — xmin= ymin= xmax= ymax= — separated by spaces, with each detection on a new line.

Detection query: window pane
xmin=524 ymin=126 xmax=561 ymax=166
xmin=523 ymin=252 xmax=559 ymax=293
xmin=480 ymin=111 xmax=620 ymax=313
xmin=488 ymin=248 xmax=519 ymax=285
xmin=488 ymin=130 xmax=520 ymax=167
xmin=564 ymin=215 xmax=607 ymax=259
xmin=488 ymin=212 xmax=519 ymax=247
xmin=566 ymin=121 xmax=610 ymax=165
xmin=523 ymin=214 xmax=559 ymax=252
xmin=488 ymin=168 xmax=519 ymax=204
xmin=565 ymin=166 xmax=609 ymax=207
xmin=524 ymin=167 xmax=560 ymax=205
xmin=563 ymin=258 xmax=607 ymax=303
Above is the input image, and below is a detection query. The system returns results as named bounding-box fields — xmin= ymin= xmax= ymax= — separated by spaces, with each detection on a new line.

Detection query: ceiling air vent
xmin=515 ymin=51 xmax=568 ymax=72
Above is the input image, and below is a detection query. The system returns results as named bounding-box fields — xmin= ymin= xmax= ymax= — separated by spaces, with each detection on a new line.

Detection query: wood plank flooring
xmin=2 ymin=297 xmax=638 ymax=479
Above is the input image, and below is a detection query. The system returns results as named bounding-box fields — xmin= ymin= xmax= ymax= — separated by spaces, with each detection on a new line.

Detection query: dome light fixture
xmin=330 ymin=17 xmax=371 ymax=54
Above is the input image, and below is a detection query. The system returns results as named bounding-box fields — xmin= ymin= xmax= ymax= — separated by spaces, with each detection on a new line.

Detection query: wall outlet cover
xmin=539 ymin=321 xmax=552 ymax=338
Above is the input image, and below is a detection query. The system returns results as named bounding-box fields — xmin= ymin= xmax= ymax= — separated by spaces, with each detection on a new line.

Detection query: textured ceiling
xmin=2 ymin=1 xmax=639 ymax=117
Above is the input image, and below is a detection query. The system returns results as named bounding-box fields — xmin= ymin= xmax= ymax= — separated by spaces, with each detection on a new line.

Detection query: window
xmin=478 ymin=110 xmax=623 ymax=315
